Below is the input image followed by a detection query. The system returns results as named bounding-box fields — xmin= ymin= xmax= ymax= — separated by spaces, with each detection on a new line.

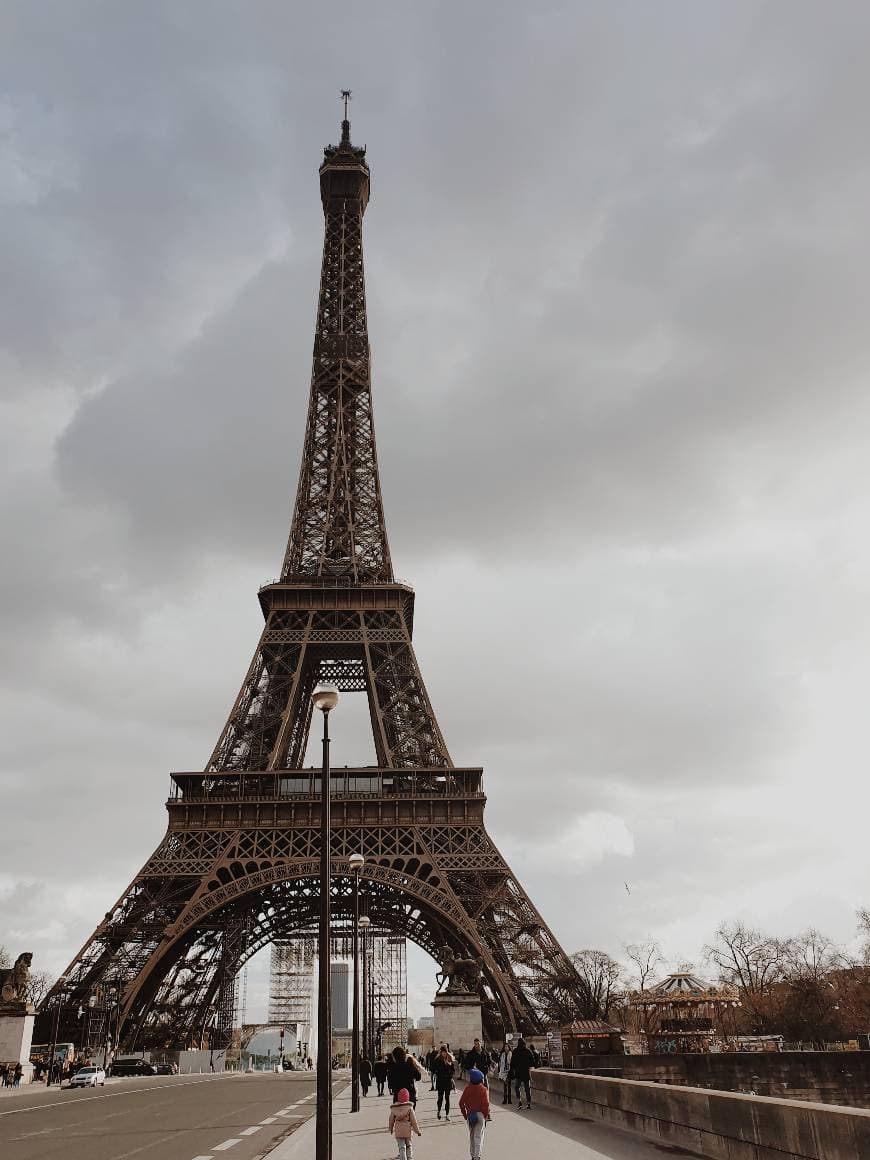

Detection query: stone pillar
xmin=432 ymin=992 xmax=482 ymax=1052
xmin=0 ymin=1002 xmax=36 ymax=1085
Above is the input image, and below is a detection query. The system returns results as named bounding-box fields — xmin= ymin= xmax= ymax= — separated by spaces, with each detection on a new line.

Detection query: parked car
xmin=109 ymin=1058 xmax=157 ymax=1077
xmin=154 ymin=1062 xmax=177 ymax=1075
xmin=69 ymin=1066 xmax=106 ymax=1088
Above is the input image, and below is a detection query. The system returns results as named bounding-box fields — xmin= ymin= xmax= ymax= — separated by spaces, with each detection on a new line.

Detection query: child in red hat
xmin=389 ymin=1087 xmax=422 ymax=1160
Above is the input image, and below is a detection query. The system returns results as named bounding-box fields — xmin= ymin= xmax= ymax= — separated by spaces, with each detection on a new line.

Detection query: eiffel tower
xmin=47 ymin=105 xmax=584 ymax=1051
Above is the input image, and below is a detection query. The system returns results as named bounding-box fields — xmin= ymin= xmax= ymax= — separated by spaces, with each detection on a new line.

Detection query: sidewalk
xmin=267 ymin=1075 xmax=697 ymax=1160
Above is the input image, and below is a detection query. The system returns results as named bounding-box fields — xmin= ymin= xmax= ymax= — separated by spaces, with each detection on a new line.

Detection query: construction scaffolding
xmin=268 ymin=932 xmax=407 ymax=1059
xmin=269 ymin=941 xmax=316 ymax=1032
xmin=367 ymin=932 xmax=407 ymax=1058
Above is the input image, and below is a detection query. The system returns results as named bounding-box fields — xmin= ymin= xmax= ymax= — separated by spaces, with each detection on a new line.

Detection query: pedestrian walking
xmin=496 ymin=1043 xmax=513 ymax=1104
xmin=359 ymin=1054 xmax=372 ymax=1097
xmin=387 ymin=1045 xmax=423 ymax=1108
xmin=511 ymin=1037 xmax=534 ymax=1109
xmin=373 ymin=1054 xmax=389 ymax=1096
xmin=388 ymin=1087 xmax=422 ymax=1160
xmin=13 ymin=1063 xmax=23 ymax=1087
xmin=459 ymin=1067 xmax=490 ymax=1160
xmin=432 ymin=1044 xmax=455 ymax=1120
xmin=464 ymin=1038 xmax=490 ymax=1087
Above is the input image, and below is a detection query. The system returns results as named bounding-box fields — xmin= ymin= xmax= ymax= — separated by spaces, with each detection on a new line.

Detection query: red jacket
xmin=459 ymin=1082 xmax=490 ymax=1120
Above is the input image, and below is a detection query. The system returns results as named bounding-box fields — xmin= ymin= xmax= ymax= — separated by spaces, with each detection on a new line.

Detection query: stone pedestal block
xmin=432 ymin=992 xmax=482 ymax=1052
xmin=0 ymin=1004 xmax=36 ymax=1084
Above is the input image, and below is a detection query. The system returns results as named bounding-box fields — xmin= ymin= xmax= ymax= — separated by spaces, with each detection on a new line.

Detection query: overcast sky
xmin=2 ymin=1 xmax=870 ymax=1024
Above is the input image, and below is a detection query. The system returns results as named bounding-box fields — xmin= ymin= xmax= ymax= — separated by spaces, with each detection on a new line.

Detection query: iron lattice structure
xmin=45 ymin=112 xmax=585 ymax=1050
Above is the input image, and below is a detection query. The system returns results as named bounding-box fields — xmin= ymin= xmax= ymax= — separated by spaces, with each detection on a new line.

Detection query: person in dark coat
xmin=387 ymin=1046 xmax=423 ymax=1108
xmin=463 ymin=1038 xmax=490 ymax=1086
xmin=359 ymin=1054 xmax=373 ymax=1097
xmin=432 ymin=1044 xmax=455 ymax=1120
xmin=511 ymin=1038 xmax=535 ymax=1109
xmin=373 ymin=1054 xmax=389 ymax=1096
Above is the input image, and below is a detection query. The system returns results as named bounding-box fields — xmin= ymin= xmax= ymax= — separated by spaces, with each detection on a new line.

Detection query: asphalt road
xmin=0 ymin=1071 xmax=327 ymax=1160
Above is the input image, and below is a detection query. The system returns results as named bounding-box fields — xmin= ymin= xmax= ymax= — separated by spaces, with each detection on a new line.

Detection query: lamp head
xmin=311 ymin=683 xmax=340 ymax=712
xmin=359 ymin=915 xmax=371 ymax=930
xmin=348 ymin=852 xmax=365 ymax=873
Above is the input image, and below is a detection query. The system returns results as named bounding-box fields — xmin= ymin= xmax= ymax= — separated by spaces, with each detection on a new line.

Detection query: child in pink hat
xmin=389 ymin=1087 xmax=422 ymax=1160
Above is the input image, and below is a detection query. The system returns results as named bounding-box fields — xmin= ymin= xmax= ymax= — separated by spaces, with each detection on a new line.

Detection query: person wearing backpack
xmin=459 ymin=1068 xmax=491 ymax=1160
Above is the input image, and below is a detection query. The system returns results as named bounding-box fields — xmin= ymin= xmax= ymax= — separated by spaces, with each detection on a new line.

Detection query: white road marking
xmin=260 ymin=1116 xmax=277 ymax=1124
xmin=213 ymin=1143 xmax=241 ymax=1152
xmin=191 ymin=1156 xmax=214 ymax=1159
xmin=0 ymin=1074 xmax=235 ymax=1117
xmin=240 ymin=1126 xmax=262 ymax=1135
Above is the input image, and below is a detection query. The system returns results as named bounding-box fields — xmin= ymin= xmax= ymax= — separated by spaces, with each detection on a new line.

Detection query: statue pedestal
xmin=432 ymin=991 xmax=482 ymax=1052
xmin=0 ymin=1003 xmax=36 ymax=1084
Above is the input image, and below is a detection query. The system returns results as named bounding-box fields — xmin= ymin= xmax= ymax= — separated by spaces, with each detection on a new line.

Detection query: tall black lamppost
xmin=359 ymin=915 xmax=371 ymax=1062
xmin=374 ymin=990 xmax=385 ymax=1059
xmin=312 ymin=682 xmax=339 ymax=1160
xmin=47 ymin=976 xmax=68 ymax=1086
xmin=348 ymin=852 xmax=364 ymax=1111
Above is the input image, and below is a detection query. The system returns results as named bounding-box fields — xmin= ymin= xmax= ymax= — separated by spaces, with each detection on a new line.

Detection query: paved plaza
xmin=271 ymin=1077 xmax=687 ymax=1160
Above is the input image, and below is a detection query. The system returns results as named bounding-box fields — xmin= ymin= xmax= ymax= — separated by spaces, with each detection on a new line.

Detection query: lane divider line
xmin=0 ymin=1074 xmax=236 ymax=1117
xmin=240 ymin=1126 xmax=262 ymax=1135
xmin=213 ymin=1142 xmax=241 ymax=1152
xmin=260 ymin=1116 xmax=277 ymax=1124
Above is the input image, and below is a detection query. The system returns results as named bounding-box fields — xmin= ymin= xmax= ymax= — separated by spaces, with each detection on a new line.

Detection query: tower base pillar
xmin=0 ymin=1002 xmax=35 ymax=1084
xmin=432 ymin=992 xmax=482 ymax=1053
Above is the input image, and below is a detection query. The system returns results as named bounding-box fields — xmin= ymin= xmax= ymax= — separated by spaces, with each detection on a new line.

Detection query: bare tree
xmin=26 ymin=970 xmax=54 ymax=1008
xmin=858 ymin=909 xmax=870 ymax=965
xmin=776 ymin=929 xmax=845 ymax=1047
xmin=570 ymin=949 xmax=622 ymax=1021
xmin=623 ymin=939 xmax=665 ymax=992
xmin=621 ymin=939 xmax=666 ymax=1035
xmin=784 ymin=929 xmax=843 ymax=982
xmin=0 ymin=946 xmax=9 ymax=971
xmin=704 ymin=922 xmax=789 ymax=1032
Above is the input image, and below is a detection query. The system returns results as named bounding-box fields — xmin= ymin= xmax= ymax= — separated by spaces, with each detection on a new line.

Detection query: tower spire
xmin=341 ymin=88 xmax=351 ymax=145
xmin=282 ymin=103 xmax=387 ymax=582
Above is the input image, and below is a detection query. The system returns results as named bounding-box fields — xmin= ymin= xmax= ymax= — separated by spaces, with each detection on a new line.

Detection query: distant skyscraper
xmin=331 ymin=961 xmax=350 ymax=1030
xmin=416 ymin=1016 xmax=434 ymax=1030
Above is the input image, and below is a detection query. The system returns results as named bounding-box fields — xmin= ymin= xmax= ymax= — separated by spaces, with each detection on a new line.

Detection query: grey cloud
xmin=2 ymin=1 xmax=870 ymax=1004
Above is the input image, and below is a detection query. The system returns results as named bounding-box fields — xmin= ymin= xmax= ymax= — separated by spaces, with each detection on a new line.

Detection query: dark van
xmin=110 ymin=1058 xmax=157 ymax=1077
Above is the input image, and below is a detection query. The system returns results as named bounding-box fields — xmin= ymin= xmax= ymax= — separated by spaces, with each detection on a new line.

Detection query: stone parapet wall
xmin=566 ymin=1051 xmax=870 ymax=1108
xmin=533 ymin=1068 xmax=870 ymax=1159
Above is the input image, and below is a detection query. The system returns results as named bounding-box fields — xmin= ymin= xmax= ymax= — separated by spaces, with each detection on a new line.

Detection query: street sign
xmin=546 ymin=1031 xmax=563 ymax=1067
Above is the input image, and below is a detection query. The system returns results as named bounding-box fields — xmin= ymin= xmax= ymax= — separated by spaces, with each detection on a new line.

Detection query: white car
xmin=69 ymin=1066 xmax=106 ymax=1088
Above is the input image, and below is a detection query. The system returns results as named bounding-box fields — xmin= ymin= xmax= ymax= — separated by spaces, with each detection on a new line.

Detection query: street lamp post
xmin=47 ymin=976 xmax=68 ymax=1086
xmin=359 ymin=915 xmax=371 ymax=1063
xmin=374 ymin=990 xmax=384 ymax=1059
xmin=312 ymin=682 xmax=339 ymax=1160
xmin=349 ymin=853 xmax=364 ymax=1111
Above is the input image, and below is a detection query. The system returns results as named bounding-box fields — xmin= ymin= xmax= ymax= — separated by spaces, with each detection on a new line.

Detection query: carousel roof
xmin=648 ymin=970 xmax=716 ymax=996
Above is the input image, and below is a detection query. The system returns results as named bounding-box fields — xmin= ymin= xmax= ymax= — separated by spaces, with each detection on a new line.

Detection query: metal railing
xmin=169 ymin=767 xmax=483 ymax=803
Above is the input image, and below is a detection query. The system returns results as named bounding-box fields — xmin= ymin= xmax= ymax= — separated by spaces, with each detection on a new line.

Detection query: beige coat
xmin=389 ymin=1102 xmax=421 ymax=1139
